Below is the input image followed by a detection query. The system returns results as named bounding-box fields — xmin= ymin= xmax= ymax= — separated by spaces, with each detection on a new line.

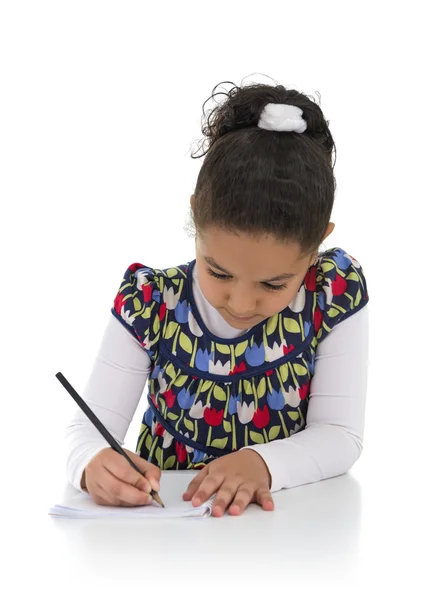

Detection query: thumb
xmin=124 ymin=449 xmax=162 ymax=492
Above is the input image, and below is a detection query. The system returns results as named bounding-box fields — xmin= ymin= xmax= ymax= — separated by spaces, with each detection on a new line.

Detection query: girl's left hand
xmin=183 ymin=449 xmax=274 ymax=517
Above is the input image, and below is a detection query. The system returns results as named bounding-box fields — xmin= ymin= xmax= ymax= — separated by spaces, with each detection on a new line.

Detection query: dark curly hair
xmin=190 ymin=77 xmax=337 ymax=257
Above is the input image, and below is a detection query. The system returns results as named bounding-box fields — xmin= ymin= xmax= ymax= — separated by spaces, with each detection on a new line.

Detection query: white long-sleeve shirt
xmin=65 ymin=263 xmax=369 ymax=494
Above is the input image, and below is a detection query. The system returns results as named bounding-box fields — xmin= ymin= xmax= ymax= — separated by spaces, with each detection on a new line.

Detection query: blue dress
xmin=111 ymin=247 xmax=369 ymax=470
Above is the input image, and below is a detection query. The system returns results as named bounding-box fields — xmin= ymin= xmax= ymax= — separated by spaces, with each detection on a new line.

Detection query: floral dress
xmin=111 ymin=247 xmax=369 ymax=471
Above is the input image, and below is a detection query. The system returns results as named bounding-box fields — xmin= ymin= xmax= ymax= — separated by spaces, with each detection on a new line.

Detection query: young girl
xmin=65 ymin=79 xmax=369 ymax=518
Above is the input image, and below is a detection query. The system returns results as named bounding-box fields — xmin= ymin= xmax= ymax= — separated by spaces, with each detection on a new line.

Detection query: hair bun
xmin=192 ymin=79 xmax=333 ymax=159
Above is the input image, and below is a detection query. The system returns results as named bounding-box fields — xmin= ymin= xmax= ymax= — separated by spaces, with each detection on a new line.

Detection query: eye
xmin=263 ymin=282 xmax=288 ymax=291
xmin=207 ymin=268 xmax=231 ymax=281
xmin=207 ymin=268 xmax=287 ymax=291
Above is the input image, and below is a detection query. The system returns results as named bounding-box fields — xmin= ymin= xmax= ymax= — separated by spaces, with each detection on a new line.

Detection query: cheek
xmin=264 ymin=290 xmax=294 ymax=314
xmin=198 ymin=277 xmax=225 ymax=306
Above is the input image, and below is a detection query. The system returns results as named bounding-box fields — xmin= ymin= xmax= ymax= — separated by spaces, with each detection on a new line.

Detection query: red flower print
xmin=304 ymin=266 xmax=317 ymax=291
xmin=229 ymin=361 xmax=246 ymax=375
xmin=163 ymin=389 xmax=176 ymax=408
xmin=128 ymin=263 xmax=145 ymax=272
xmin=203 ymin=407 xmax=224 ymax=426
xmin=332 ymin=274 xmax=348 ymax=296
xmin=283 ymin=343 xmax=295 ymax=355
xmin=155 ymin=423 xmax=165 ymax=436
xmin=299 ymin=381 xmax=310 ymax=400
xmin=159 ymin=303 xmax=167 ymax=321
xmin=150 ymin=394 xmax=158 ymax=408
xmin=175 ymin=441 xmax=187 ymax=463
xmin=265 ymin=369 xmax=274 ymax=376
xmin=252 ymin=405 xmax=270 ymax=429
xmin=114 ymin=292 xmax=126 ymax=315
xmin=313 ymin=307 xmax=323 ymax=332
xmin=142 ymin=283 xmax=153 ymax=302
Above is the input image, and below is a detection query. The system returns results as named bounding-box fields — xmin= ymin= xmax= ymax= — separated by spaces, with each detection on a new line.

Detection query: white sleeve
xmin=245 ymin=304 xmax=369 ymax=493
xmin=64 ymin=314 xmax=152 ymax=492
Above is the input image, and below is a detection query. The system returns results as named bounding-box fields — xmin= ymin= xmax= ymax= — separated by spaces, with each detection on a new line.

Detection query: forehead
xmin=196 ymin=227 xmax=308 ymax=275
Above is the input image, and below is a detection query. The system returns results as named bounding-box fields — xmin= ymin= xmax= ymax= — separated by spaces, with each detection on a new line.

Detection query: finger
xmin=228 ymin=484 xmax=255 ymax=516
xmin=211 ymin=481 xmax=240 ymax=517
xmin=182 ymin=469 xmax=208 ymax=501
xmin=93 ymin=483 xmax=143 ymax=507
xmin=104 ymin=451 xmax=158 ymax=494
xmin=192 ymin=473 xmax=225 ymax=507
xmin=124 ymin=450 xmax=162 ymax=492
xmin=99 ymin=466 xmax=153 ymax=506
xmin=254 ymin=487 xmax=275 ymax=511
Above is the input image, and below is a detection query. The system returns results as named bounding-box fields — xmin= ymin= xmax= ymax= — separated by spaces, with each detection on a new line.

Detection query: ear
xmin=322 ymin=222 xmax=335 ymax=241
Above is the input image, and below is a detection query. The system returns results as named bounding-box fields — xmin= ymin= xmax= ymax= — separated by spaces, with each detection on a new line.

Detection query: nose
xmin=227 ymin=286 xmax=257 ymax=317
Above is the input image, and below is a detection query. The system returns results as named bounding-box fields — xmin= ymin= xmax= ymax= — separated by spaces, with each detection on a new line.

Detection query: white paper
xmin=48 ymin=471 xmax=214 ymax=519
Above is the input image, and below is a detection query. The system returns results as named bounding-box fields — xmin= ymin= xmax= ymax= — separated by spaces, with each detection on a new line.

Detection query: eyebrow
xmin=204 ymin=256 xmax=296 ymax=282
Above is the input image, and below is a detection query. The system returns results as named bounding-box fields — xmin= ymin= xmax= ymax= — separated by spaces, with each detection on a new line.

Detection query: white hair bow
xmin=258 ymin=103 xmax=307 ymax=133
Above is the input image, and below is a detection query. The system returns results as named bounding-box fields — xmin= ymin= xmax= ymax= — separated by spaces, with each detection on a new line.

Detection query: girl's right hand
xmin=81 ymin=448 xmax=161 ymax=507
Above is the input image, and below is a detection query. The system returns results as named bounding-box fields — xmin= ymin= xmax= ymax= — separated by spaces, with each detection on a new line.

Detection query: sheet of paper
xmin=48 ymin=471 xmax=214 ymax=519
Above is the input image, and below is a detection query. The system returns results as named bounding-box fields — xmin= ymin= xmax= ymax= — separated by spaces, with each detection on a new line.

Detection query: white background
xmin=1 ymin=1 xmax=439 ymax=598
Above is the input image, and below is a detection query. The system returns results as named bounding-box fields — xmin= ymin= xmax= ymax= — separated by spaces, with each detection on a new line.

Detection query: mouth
xmin=227 ymin=311 xmax=256 ymax=322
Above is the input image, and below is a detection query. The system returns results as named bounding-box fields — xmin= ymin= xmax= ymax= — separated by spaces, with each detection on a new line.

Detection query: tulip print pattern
xmin=111 ymin=248 xmax=369 ymax=471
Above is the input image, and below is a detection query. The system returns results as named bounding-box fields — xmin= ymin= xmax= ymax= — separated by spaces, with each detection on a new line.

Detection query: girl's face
xmin=195 ymin=226 xmax=324 ymax=330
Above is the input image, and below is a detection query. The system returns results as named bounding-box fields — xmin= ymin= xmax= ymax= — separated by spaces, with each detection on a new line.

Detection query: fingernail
xmin=150 ymin=478 xmax=159 ymax=492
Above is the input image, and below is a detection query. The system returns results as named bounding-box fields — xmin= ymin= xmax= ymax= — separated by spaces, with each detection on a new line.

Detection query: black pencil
xmin=55 ymin=371 xmax=164 ymax=508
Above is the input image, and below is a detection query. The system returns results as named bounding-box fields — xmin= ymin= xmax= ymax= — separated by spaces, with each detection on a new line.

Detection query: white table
xmin=3 ymin=467 xmax=438 ymax=599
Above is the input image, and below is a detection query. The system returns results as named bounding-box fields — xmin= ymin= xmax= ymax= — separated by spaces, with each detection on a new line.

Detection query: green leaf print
xmin=164 ymin=455 xmax=176 ymax=469
xmin=165 ymin=363 xmax=177 ymax=379
xmin=283 ymin=317 xmax=300 ymax=333
xmin=346 ymin=272 xmax=359 ymax=281
xmin=153 ymin=314 xmax=160 ymax=334
xmin=155 ymin=447 xmax=163 ymax=467
xmin=179 ymin=331 xmax=192 ymax=354
xmin=167 ymin=412 xmax=178 ymax=420
xmin=243 ymin=380 xmax=253 ymax=395
xmin=280 ymin=364 xmax=289 ymax=382
xmin=354 ymin=288 xmax=362 ymax=306
xmin=201 ymin=380 xmax=213 ymax=393
xmin=214 ymin=385 xmax=226 ymax=401
xmin=268 ymin=425 xmax=281 ymax=440
xmin=322 ymin=262 xmax=335 ymax=273
xmin=133 ymin=297 xmax=142 ymax=312
xmin=166 ymin=268 xmax=178 ymax=277
xmin=165 ymin=321 xmax=178 ymax=339
xmin=328 ymin=307 xmax=339 ymax=318
xmin=223 ymin=420 xmax=232 ymax=433
xmin=250 ymin=431 xmax=265 ymax=444
xmin=288 ymin=410 xmax=299 ymax=420
xmin=266 ymin=314 xmax=278 ymax=336
xmin=145 ymin=433 xmax=152 ymax=451
xmin=257 ymin=378 xmax=266 ymax=398
xmin=216 ymin=344 xmax=230 ymax=354
xmin=136 ymin=426 xmax=149 ymax=453
xmin=141 ymin=306 xmax=151 ymax=319
xmin=294 ymin=363 xmax=308 ymax=376
xmin=235 ymin=340 xmax=249 ymax=356
xmin=184 ymin=417 xmax=194 ymax=431
xmin=211 ymin=437 xmax=228 ymax=449
xmin=175 ymin=375 xmax=189 ymax=387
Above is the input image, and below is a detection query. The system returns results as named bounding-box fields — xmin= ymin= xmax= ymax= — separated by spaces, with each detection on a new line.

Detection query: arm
xmin=247 ymin=304 xmax=369 ymax=492
xmin=64 ymin=314 xmax=152 ymax=491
